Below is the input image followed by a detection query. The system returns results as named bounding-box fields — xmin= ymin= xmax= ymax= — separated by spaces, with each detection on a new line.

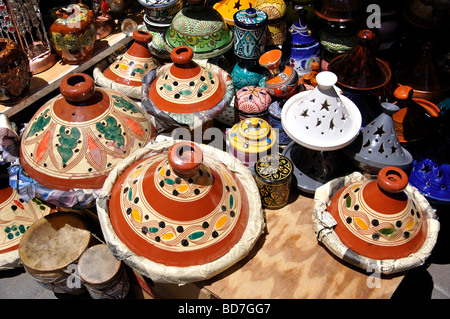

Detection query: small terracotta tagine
xmin=97 ymin=140 xmax=264 ymax=283
xmin=259 ymin=49 xmax=299 ymax=99
xmin=327 ymin=166 xmax=429 ymax=260
xmin=103 ymin=30 xmax=160 ymax=87
xmin=0 ymin=38 xmax=32 ymax=105
xmin=20 ymin=73 xmax=156 ymax=193
xmin=49 ymin=3 xmax=96 ymax=65
xmin=142 ymin=46 xmax=233 ymax=131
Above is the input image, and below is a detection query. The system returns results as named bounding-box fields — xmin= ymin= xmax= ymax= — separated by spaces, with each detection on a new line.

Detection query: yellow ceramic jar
xmin=214 ymin=0 xmax=257 ymax=27
xmin=254 ymin=0 xmax=287 ymax=46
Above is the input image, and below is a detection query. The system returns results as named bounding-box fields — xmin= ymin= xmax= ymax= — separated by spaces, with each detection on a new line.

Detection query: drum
xmin=78 ymin=244 xmax=129 ymax=299
xmin=18 ymin=211 xmax=92 ymax=294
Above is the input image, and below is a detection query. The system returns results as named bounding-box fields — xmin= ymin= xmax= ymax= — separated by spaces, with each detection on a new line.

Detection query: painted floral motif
xmin=336 ymin=181 xmax=423 ymax=246
xmin=236 ymin=86 xmax=272 ymax=114
xmin=118 ymin=153 xmax=242 ymax=251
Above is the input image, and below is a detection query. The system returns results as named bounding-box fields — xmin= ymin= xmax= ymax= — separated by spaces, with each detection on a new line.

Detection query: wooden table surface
xmin=198 ymin=187 xmax=405 ymax=299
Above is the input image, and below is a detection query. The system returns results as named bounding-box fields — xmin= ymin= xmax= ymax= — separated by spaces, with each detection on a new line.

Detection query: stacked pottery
xmin=234 ymin=86 xmax=272 ymax=123
xmin=96 ymin=140 xmax=265 ymax=284
xmin=96 ymin=30 xmax=160 ymax=99
xmin=328 ymin=29 xmax=392 ymax=125
xmin=0 ymin=38 xmax=32 ymax=105
xmin=228 ymin=117 xmax=278 ymax=174
xmin=142 ymin=46 xmax=233 ymax=132
xmin=164 ymin=0 xmax=234 ymax=60
xmin=281 ymin=71 xmax=361 ymax=193
xmin=231 ymin=8 xmax=268 ymax=91
xmin=313 ymin=166 xmax=439 ymax=274
xmin=18 ymin=73 xmax=156 ymax=208
xmin=287 ymin=6 xmax=320 ymax=76
xmin=254 ymin=0 xmax=287 ymax=47
xmin=49 ymin=3 xmax=96 ymax=65
xmin=342 ymin=102 xmax=413 ymax=174
xmin=214 ymin=0 xmax=256 ymax=27
xmin=259 ymin=49 xmax=299 ymax=100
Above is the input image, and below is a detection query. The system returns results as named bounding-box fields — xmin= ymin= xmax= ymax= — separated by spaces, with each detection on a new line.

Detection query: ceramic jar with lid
xmin=254 ymin=154 xmax=293 ymax=209
xmin=254 ymin=0 xmax=287 ymax=46
xmin=233 ymin=8 xmax=268 ymax=62
xmin=0 ymin=38 xmax=32 ymax=105
xmin=327 ymin=166 xmax=429 ymax=260
xmin=103 ymin=30 xmax=160 ymax=87
xmin=98 ymin=140 xmax=264 ymax=284
xmin=259 ymin=49 xmax=299 ymax=99
xmin=228 ymin=117 xmax=277 ymax=174
xmin=49 ymin=3 xmax=96 ymax=64
xmin=20 ymin=73 xmax=156 ymax=196
xmin=234 ymin=86 xmax=272 ymax=123
xmin=164 ymin=0 xmax=234 ymax=59
xmin=142 ymin=46 xmax=233 ymax=131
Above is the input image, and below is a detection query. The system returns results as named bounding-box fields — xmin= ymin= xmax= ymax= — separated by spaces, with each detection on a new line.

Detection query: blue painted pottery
xmin=233 ymin=8 xmax=268 ymax=61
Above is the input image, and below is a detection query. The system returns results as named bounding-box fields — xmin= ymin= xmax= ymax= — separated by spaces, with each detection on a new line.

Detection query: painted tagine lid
xmin=254 ymin=0 xmax=287 ymax=21
xmin=228 ymin=117 xmax=277 ymax=155
xmin=328 ymin=29 xmax=391 ymax=91
xmin=164 ymin=0 xmax=234 ymax=59
xmin=20 ymin=73 xmax=156 ymax=192
xmin=327 ymin=166 xmax=429 ymax=260
xmin=215 ymin=0 xmax=257 ymax=27
xmin=235 ymin=86 xmax=272 ymax=115
xmin=103 ymin=30 xmax=159 ymax=87
xmin=108 ymin=141 xmax=251 ymax=267
xmin=281 ymin=71 xmax=362 ymax=151
xmin=148 ymin=46 xmax=227 ymax=114
xmin=343 ymin=102 xmax=413 ymax=174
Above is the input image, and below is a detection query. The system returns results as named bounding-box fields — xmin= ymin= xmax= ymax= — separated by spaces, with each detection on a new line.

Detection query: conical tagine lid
xmin=281 ymin=71 xmax=362 ymax=151
xmin=20 ymin=73 xmax=156 ymax=191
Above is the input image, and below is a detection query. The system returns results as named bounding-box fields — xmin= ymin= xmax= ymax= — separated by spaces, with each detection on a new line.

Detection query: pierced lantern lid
xmin=327 ymin=166 xmax=429 ymax=260
xmin=20 ymin=73 xmax=156 ymax=191
xmin=148 ymin=46 xmax=227 ymax=114
xmin=108 ymin=141 xmax=250 ymax=267
xmin=343 ymin=102 xmax=413 ymax=173
xmin=228 ymin=117 xmax=277 ymax=154
xmin=281 ymin=71 xmax=362 ymax=151
xmin=214 ymin=0 xmax=258 ymax=26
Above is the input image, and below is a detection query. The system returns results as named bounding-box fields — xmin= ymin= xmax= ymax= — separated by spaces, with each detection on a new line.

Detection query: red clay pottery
xmin=259 ymin=49 xmax=299 ymax=99
xmin=108 ymin=141 xmax=252 ymax=267
xmin=0 ymin=38 xmax=32 ymax=105
xmin=20 ymin=73 xmax=156 ymax=192
xmin=49 ymin=3 xmax=96 ymax=64
xmin=103 ymin=30 xmax=159 ymax=87
xmin=327 ymin=166 xmax=429 ymax=260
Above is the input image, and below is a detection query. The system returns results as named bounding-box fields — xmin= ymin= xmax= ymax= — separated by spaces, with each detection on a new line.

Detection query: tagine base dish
xmin=96 ymin=139 xmax=264 ymax=284
xmin=312 ymin=171 xmax=440 ymax=274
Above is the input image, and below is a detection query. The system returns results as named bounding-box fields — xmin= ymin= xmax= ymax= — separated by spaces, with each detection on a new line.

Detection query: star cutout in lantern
xmin=233 ymin=0 xmax=242 ymax=10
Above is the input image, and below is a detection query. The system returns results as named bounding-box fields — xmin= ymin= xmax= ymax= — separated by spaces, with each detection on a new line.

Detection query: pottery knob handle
xmin=245 ymin=8 xmax=257 ymax=18
xmin=171 ymin=46 xmax=194 ymax=65
xmin=377 ymin=166 xmax=408 ymax=193
xmin=357 ymin=29 xmax=376 ymax=40
xmin=132 ymin=30 xmax=153 ymax=44
xmin=394 ymin=86 xmax=414 ymax=100
xmin=60 ymin=73 xmax=95 ymax=103
xmin=168 ymin=142 xmax=203 ymax=178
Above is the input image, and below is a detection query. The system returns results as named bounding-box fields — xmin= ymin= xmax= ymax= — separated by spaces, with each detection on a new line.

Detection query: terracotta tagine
xmin=103 ymin=30 xmax=160 ymax=87
xmin=214 ymin=0 xmax=256 ymax=27
xmin=108 ymin=141 xmax=254 ymax=267
xmin=228 ymin=117 xmax=277 ymax=173
xmin=281 ymin=71 xmax=362 ymax=151
xmin=142 ymin=46 xmax=233 ymax=131
xmin=327 ymin=166 xmax=429 ymax=260
xmin=0 ymin=38 xmax=32 ymax=105
xmin=254 ymin=0 xmax=287 ymax=46
xmin=164 ymin=0 xmax=234 ymax=59
xmin=259 ymin=49 xmax=299 ymax=99
xmin=234 ymin=86 xmax=272 ymax=123
xmin=49 ymin=3 xmax=96 ymax=64
xmin=20 ymin=73 xmax=156 ymax=192
xmin=342 ymin=102 xmax=413 ymax=174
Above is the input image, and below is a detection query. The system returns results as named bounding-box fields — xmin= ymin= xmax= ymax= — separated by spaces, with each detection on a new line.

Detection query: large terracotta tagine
xmin=214 ymin=0 xmax=256 ymax=27
xmin=142 ymin=46 xmax=233 ymax=131
xmin=102 ymin=30 xmax=160 ymax=87
xmin=259 ymin=49 xmax=299 ymax=99
xmin=19 ymin=73 xmax=156 ymax=203
xmin=281 ymin=71 xmax=361 ymax=151
xmin=164 ymin=0 xmax=234 ymax=59
xmin=49 ymin=3 xmax=96 ymax=65
xmin=0 ymin=38 xmax=32 ymax=105
xmin=0 ymin=186 xmax=54 ymax=270
xmin=342 ymin=102 xmax=413 ymax=174
xmin=313 ymin=166 xmax=440 ymax=274
xmin=96 ymin=140 xmax=264 ymax=284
